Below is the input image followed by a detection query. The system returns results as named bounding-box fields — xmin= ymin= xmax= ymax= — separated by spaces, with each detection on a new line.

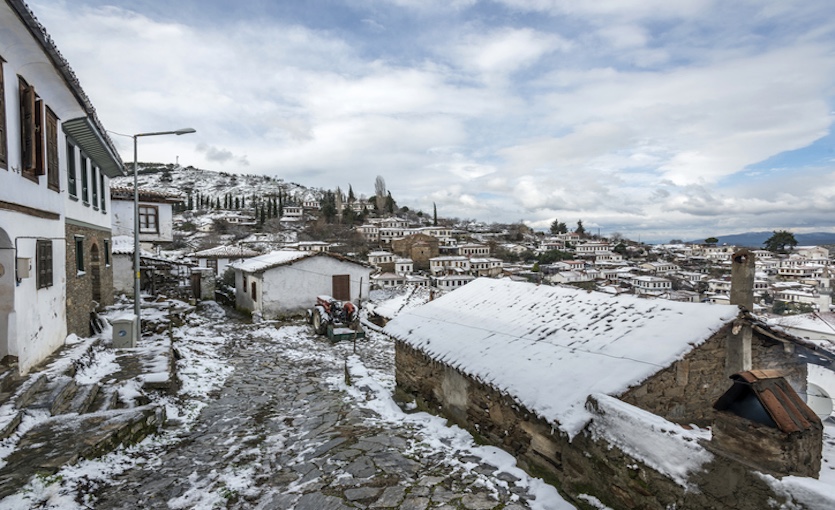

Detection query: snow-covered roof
xmin=111 ymin=235 xmax=134 ymax=255
xmin=229 ymin=250 xmax=311 ymax=272
xmin=384 ymin=278 xmax=739 ymax=438
xmin=230 ymin=250 xmax=370 ymax=273
xmin=190 ymin=245 xmax=260 ymax=258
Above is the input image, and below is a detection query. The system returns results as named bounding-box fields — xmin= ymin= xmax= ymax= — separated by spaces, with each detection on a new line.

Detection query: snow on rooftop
xmin=190 ymin=245 xmax=259 ymax=258
xmin=384 ymin=278 xmax=739 ymax=438
xmin=229 ymin=250 xmax=310 ymax=272
xmin=111 ymin=235 xmax=133 ymax=254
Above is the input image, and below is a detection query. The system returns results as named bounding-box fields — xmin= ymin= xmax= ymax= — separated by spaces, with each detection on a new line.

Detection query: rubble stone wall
xmin=620 ymin=326 xmax=808 ymax=426
xmin=65 ymin=223 xmax=114 ymax=337
xmin=395 ymin=340 xmax=801 ymax=510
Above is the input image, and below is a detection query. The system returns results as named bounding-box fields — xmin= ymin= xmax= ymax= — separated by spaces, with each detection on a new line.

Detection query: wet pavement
xmin=15 ymin=302 xmax=557 ymax=509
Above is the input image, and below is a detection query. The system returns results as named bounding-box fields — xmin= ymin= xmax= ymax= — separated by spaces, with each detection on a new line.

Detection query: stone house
xmin=230 ymin=250 xmax=371 ymax=319
xmin=386 ymin=277 xmax=833 ymax=509
xmin=391 ymin=233 xmax=439 ymax=271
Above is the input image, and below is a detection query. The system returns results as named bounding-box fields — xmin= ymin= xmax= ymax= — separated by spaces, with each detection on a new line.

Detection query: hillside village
xmin=116 ymin=164 xmax=834 ymax=319
xmin=2 ymin=1 xmax=835 ymax=508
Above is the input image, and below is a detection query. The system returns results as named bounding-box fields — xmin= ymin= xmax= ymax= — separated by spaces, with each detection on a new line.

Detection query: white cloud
xmin=29 ymin=0 xmax=835 ymax=241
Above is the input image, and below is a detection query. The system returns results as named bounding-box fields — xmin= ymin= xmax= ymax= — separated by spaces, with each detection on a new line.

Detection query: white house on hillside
xmin=1 ymin=0 xmax=124 ymax=373
xmin=111 ymin=187 xmax=182 ymax=249
xmin=230 ymin=251 xmax=371 ymax=319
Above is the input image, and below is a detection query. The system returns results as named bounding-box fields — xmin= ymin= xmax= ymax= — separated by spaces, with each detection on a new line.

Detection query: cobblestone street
xmin=7 ymin=302 xmax=566 ymax=509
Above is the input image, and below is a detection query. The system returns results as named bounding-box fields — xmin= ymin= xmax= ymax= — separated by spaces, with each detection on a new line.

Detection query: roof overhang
xmin=63 ymin=116 xmax=125 ymax=177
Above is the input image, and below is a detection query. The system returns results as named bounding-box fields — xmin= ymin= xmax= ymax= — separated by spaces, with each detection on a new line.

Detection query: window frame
xmin=75 ymin=236 xmax=85 ymax=274
xmin=138 ymin=204 xmax=159 ymax=234
xmin=80 ymin=155 xmax=89 ymax=204
xmin=91 ymin=164 xmax=98 ymax=210
xmin=99 ymin=173 xmax=106 ymax=212
xmin=66 ymin=141 xmax=77 ymax=197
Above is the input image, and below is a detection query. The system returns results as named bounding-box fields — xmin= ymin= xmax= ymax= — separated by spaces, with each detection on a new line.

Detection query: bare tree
xmin=375 ymin=176 xmax=386 ymax=212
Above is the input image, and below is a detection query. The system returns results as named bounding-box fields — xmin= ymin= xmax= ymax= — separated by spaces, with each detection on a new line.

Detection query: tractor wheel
xmin=312 ymin=310 xmax=327 ymax=335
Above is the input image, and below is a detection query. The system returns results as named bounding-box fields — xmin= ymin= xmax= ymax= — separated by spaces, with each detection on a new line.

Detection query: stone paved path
xmin=84 ymin=307 xmax=546 ymax=509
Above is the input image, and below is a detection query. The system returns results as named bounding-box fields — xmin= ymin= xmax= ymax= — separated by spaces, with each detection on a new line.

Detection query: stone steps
xmin=0 ymin=404 xmax=166 ymax=499
xmin=0 ymin=306 xmax=182 ymax=498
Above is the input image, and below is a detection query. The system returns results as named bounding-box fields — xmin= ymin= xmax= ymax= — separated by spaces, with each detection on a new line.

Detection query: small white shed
xmin=231 ymin=250 xmax=372 ymax=319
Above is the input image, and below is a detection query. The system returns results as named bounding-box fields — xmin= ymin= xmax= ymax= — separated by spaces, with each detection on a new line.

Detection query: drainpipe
xmin=726 ymin=249 xmax=755 ymax=377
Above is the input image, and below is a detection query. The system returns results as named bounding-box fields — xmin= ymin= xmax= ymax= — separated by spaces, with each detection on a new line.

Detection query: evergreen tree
xmin=575 ymin=220 xmax=586 ymax=236
xmin=764 ymin=230 xmax=798 ymax=253
xmin=385 ymin=191 xmax=396 ymax=214
xmin=187 ymin=193 xmax=193 ymax=210
xmin=433 ymin=202 xmax=438 ymax=226
xmin=259 ymin=205 xmax=266 ymax=225
xmin=348 ymin=185 xmax=355 ymax=203
xmin=234 ymin=197 xmax=240 ymax=210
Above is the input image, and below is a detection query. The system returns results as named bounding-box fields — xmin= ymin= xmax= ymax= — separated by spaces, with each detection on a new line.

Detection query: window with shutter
xmin=34 ymin=98 xmax=44 ymax=176
xmin=19 ymin=79 xmax=36 ymax=180
xmin=36 ymin=239 xmax=53 ymax=289
xmin=46 ymin=107 xmax=58 ymax=191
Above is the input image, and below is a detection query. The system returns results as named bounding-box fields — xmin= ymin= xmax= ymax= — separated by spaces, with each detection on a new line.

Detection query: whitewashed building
xmin=190 ymin=244 xmax=260 ymax=277
xmin=0 ymin=0 xmax=124 ymax=373
xmin=231 ymin=251 xmax=372 ymax=319
xmin=111 ymin=187 xmax=181 ymax=249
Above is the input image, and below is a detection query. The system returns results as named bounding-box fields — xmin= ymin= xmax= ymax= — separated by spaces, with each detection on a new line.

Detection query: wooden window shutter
xmin=20 ymin=81 xmax=36 ymax=177
xmin=46 ymin=107 xmax=58 ymax=191
xmin=332 ymin=274 xmax=350 ymax=301
xmin=34 ymin=98 xmax=44 ymax=176
xmin=0 ymin=59 xmax=6 ymax=169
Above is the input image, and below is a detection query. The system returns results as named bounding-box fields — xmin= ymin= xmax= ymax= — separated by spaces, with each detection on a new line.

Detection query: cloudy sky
xmin=32 ymin=0 xmax=835 ymax=242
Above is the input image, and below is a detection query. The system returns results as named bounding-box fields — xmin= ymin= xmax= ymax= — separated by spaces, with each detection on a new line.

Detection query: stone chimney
xmin=730 ymin=249 xmax=755 ymax=311
xmin=726 ymin=249 xmax=756 ymax=377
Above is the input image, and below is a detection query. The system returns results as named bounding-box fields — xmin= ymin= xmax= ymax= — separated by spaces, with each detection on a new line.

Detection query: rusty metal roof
xmin=714 ymin=370 xmax=821 ymax=433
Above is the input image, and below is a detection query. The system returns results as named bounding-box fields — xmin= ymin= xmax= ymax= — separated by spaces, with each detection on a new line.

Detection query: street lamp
xmin=133 ymin=128 xmax=196 ymax=340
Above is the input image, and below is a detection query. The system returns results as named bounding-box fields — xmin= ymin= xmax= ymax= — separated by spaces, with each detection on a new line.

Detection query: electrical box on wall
xmin=16 ymin=258 xmax=31 ymax=279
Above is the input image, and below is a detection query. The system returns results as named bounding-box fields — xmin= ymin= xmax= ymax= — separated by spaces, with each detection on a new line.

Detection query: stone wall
xmin=711 ymin=410 xmax=822 ymax=478
xmin=395 ymin=340 xmax=809 ymax=510
xmin=620 ymin=326 xmax=807 ymax=426
xmin=65 ymin=223 xmax=114 ymax=337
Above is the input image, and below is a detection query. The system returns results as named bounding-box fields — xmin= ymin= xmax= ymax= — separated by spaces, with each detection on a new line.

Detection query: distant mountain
xmin=687 ymin=231 xmax=835 ymax=248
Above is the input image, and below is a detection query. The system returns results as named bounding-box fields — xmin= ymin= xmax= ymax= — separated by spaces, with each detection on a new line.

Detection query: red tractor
xmin=308 ymin=295 xmax=364 ymax=341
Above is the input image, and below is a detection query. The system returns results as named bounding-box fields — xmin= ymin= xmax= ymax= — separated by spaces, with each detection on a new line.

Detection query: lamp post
xmin=133 ymin=128 xmax=196 ymax=340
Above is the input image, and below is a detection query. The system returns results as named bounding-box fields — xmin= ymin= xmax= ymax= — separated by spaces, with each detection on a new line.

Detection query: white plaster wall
xmin=110 ymin=199 xmax=173 ymax=242
xmin=0 ymin=214 xmax=67 ymax=374
xmin=112 ymin=253 xmax=133 ymax=295
xmin=260 ymin=256 xmax=371 ymax=318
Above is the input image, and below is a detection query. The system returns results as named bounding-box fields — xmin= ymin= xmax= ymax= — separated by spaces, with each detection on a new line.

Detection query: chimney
xmin=730 ymin=249 xmax=755 ymax=311
xmin=726 ymin=249 xmax=756 ymax=377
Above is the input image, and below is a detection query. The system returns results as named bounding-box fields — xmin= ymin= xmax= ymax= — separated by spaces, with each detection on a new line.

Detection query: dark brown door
xmin=332 ymin=274 xmax=350 ymax=301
